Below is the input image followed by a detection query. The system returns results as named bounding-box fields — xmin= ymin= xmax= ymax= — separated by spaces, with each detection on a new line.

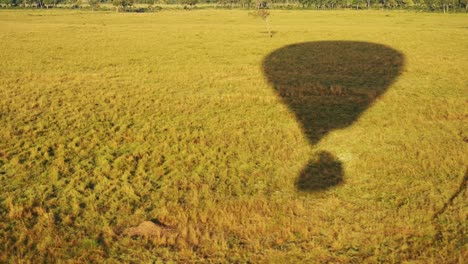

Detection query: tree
xmin=250 ymin=1 xmax=272 ymax=37
xmin=89 ymin=0 xmax=99 ymax=10
xmin=352 ymin=0 xmax=363 ymax=8
xmin=67 ymin=0 xmax=82 ymax=8
xmin=298 ymin=0 xmax=312 ymax=7
xmin=181 ymin=0 xmax=198 ymax=8
xmin=42 ymin=0 xmax=64 ymax=7
xmin=403 ymin=0 xmax=414 ymax=7
xmin=22 ymin=0 xmax=36 ymax=7
xmin=240 ymin=0 xmax=254 ymax=8
xmin=113 ymin=0 xmax=133 ymax=11
xmin=0 ymin=0 xmax=20 ymax=6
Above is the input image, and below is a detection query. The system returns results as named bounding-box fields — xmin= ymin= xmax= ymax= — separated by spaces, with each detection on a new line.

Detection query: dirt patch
xmin=123 ymin=221 xmax=176 ymax=238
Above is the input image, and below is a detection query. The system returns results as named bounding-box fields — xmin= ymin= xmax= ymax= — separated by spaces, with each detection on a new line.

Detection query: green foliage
xmin=0 ymin=0 xmax=22 ymax=6
xmin=41 ymin=0 xmax=65 ymax=6
xmin=23 ymin=0 xmax=36 ymax=6
xmin=67 ymin=0 xmax=82 ymax=7
xmin=88 ymin=0 xmax=99 ymax=9
xmin=0 ymin=0 xmax=465 ymax=10
xmin=112 ymin=0 xmax=133 ymax=7
xmin=181 ymin=0 xmax=198 ymax=6
xmin=298 ymin=0 xmax=313 ymax=7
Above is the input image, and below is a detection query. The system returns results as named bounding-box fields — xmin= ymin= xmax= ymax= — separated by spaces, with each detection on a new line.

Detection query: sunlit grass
xmin=0 ymin=9 xmax=467 ymax=262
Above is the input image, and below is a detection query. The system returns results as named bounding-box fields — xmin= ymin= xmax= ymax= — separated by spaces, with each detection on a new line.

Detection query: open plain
xmin=0 ymin=9 xmax=467 ymax=262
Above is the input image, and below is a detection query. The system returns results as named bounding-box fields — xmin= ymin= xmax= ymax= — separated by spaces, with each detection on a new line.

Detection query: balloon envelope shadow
xmin=262 ymin=41 xmax=404 ymax=192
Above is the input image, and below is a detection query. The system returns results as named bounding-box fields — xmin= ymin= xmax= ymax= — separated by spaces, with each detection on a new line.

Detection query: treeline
xmin=1 ymin=0 xmax=467 ymax=12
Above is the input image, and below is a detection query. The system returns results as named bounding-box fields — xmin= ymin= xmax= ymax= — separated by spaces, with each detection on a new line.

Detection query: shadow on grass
xmin=262 ymin=41 xmax=404 ymax=192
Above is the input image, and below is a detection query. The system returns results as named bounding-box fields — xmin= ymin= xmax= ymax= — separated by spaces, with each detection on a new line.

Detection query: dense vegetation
xmin=1 ymin=0 xmax=468 ymax=12
xmin=0 ymin=9 xmax=467 ymax=263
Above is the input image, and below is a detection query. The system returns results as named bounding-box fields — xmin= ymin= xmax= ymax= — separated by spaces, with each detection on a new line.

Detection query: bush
xmin=148 ymin=5 xmax=163 ymax=11
xmin=122 ymin=6 xmax=160 ymax=12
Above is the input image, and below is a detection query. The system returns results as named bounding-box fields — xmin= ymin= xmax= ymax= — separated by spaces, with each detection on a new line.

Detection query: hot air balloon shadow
xmin=262 ymin=41 xmax=404 ymax=192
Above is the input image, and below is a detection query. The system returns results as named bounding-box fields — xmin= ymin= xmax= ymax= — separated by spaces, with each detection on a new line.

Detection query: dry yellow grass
xmin=0 ymin=9 xmax=467 ymax=262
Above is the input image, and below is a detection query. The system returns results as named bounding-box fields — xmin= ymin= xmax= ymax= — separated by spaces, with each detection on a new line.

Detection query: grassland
xmin=0 ymin=9 xmax=467 ymax=263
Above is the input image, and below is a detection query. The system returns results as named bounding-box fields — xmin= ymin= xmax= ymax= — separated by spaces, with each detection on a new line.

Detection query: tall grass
xmin=0 ymin=9 xmax=467 ymax=262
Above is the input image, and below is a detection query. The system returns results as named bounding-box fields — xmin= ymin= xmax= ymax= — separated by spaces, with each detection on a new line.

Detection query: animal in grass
xmin=262 ymin=41 xmax=404 ymax=191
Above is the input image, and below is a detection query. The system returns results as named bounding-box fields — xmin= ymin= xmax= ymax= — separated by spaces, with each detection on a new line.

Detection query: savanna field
xmin=0 ymin=9 xmax=467 ymax=262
